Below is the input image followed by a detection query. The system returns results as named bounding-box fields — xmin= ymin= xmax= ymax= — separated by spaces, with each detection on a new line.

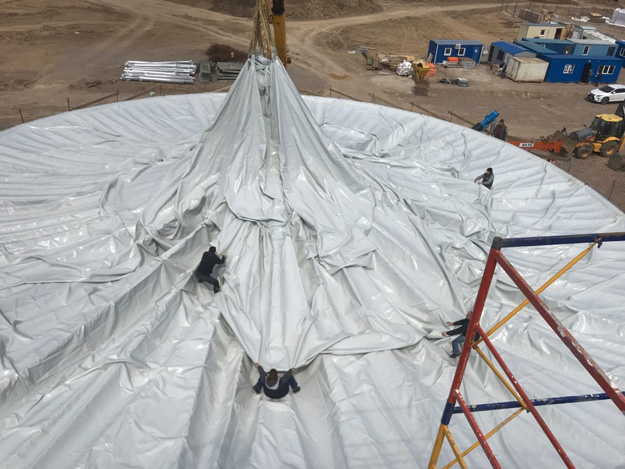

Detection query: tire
xmin=600 ymin=141 xmax=619 ymax=157
xmin=601 ymin=97 xmax=609 ymax=104
xmin=574 ymin=144 xmax=593 ymax=159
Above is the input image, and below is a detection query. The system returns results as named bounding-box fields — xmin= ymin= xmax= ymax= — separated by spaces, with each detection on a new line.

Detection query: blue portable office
xmin=617 ymin=40 xmax=625 ymax=61
xmin=524 ymin=38 xmax=618 ymax=57
xmin=427 ymin=40 xmax=483 ymax=64
xmin=539 ymin=55 xmax=622 ymax=83
xmin=568 ymin=39 xmax=617 ymax=57
xmin=522 ymin=38 xmax=574 ymax=55
xmin=514 ymin=40 xmax=558 ymax=57
xmin=488 ymin=41 xmax=535 ymax=66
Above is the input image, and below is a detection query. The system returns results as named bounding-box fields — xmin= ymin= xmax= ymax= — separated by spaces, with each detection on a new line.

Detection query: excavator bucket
xmin=411 ymin=61 xmax=430 ymax=81
xmin=543 ymin=130 xmax=578 ymax=154
xmin=559 ymin=133 xmax=579 ymax=154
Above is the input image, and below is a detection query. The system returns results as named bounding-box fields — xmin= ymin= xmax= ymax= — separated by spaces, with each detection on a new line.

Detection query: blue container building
xmin=567 ymin=39 xmax=617 ymax=57
xmin=539 ymin=55 xmax=622 ymax=83
xmin=616 ymin=40 xmax=625 ymax=62
xmin=522 ymin=38 xmax=574 ymax=55
xmin=513 ymin=40 xmax=557 ymax=56
xmin=488 ymin=41 xmax=535 ymax=66
xmin=524 ymin=38 xmax=618 ymax=57
xmin=427 ymin=40 xmax=483 ymax=64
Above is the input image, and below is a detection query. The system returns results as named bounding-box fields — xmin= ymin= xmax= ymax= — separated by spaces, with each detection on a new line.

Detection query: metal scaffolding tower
xmin=428 ymin=232 xmax=625 ymax=469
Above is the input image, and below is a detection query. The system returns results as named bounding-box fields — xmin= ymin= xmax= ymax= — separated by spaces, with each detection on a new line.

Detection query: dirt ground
xmin=0 ymin=0 xmax=624 ymax=210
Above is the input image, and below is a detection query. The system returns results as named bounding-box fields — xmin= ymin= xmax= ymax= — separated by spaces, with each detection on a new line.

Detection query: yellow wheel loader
xmin=562 ymin=104 xmax=625 ymax=159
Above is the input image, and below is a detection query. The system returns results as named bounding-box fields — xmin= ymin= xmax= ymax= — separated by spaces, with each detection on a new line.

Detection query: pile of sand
xmin=206 ymin=43 xmax=247 ymax=62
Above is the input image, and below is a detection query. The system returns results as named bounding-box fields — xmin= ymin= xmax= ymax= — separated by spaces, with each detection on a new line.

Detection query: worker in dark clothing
xmin=474 ymin=167 xmax=494 ymax=190
xmin=492 ymin=119 xmax=507 ymax=141
xmin=583 ymin=65 xmax=593 ymax=84
xmin=442 ymin=312 xmax=480 ymax=358
xmin=253 ymin=363 xmax=301 ymax=398
xmin=595 ymin=72 xmax=603 ymax=87
xmin=195 ymin=246 xmax=225 ymax=293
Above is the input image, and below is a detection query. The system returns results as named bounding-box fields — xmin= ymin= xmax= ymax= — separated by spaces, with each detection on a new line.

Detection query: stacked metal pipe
xmin=121 ymin=60 xmax=197 ymax=84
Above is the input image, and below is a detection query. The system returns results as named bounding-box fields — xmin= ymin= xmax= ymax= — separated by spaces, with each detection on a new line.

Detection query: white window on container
xmin=540 ymin=29 xmax=546 ymax=36
xmin=444 ymin=47 xmax=452 ymax=56
xmin=582 ymin=46 xmax=590 ymax=55
xmin=599 ymin=65 xmax=615 ymax=75
xmin=563 ymin=64 xmax=574 ymax=74
xmin=458 ymin=48 xmax=466 ymax=56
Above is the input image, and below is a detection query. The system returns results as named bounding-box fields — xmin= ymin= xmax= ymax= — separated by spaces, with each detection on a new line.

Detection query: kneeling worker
xmin=474 ymin=167 xmax=494 ymax=190
xmin=253 ymin=363 xmax=301 ymax=398
xmin=195 ymin=246 xmax=225 ymax=293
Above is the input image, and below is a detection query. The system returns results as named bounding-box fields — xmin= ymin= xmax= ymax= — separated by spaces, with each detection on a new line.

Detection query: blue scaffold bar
xmin=491 ymin=232 xmax=625 ymax=250
xmin=452 ymin=392 xmax=616 ymax=414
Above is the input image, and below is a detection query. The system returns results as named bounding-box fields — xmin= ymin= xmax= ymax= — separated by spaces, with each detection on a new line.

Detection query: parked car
xmin=587 ymin=84 xmax=625 ymax=104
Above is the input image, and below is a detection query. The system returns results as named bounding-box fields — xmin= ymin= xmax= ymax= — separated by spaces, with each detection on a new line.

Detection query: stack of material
xmin=609 ymin=8 xmax=625 ymax=26
xmin=589 ymin=12 xmax=605 ymax=23
xmin=519 ymin=8 xmax=540 ymax=22
xmin=216 ymin=62 xmax=245 ymax=81
xmin=377 ymin=54 xmax=415 ymax=71
xmin=443 ymin=57 xmax=461 ymax=68
xmin=459 ymin=58 xmax=476 ymax=70
xmin=121 ymin=60 xmax=197 ymax=84
xmin=199 ymin=62 xmax=212 ymax=84
xmin=396 ymin=60 xmax=413 ymax=77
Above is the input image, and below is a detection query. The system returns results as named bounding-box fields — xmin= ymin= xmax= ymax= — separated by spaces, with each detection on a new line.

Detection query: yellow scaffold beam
xmin=474 ymin=241 xmax=599 ymax=347
xmin=443 ymin=426 xmax=468 ymax=469
xmin=473 ymin=345 xmax=525 ymax=407
xmin=442 ymin=408 xmax=525 ymax=469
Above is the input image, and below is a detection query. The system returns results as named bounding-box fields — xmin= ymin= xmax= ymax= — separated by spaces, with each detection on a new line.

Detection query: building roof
xmin=514 ymin=40 xmax=557 ymax=54
xmin=521 ymin=22 xmax=565 ymax=27
xmin=524 ymin=38 xmax=572 ymax=45
xmin=568 ymin=38 xmax=616 ymax=45
xmin=491 ymin=41 xmax=528 ymax=55
xmin=585 ymin=32 xmax=617 ymax=43
xmin=539 ymin=54 xmax=624 ymax=62
xmin=429 ymin=39 xmax=483 ymax=46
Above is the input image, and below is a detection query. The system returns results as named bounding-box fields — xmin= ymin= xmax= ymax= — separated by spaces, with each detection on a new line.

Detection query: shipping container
xmin=506 ymin=56 xmax=549 ymax=82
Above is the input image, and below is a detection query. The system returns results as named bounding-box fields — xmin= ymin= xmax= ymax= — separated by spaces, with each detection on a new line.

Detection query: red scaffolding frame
xmin=428 ymin=233 xmax=625 ymax=469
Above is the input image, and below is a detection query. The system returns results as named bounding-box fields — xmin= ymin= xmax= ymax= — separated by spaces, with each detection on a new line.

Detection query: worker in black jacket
xmin=253 ymin=363 xmax=301 ymax=399
xmin=195 ymin=246 xmax=225 ymax=293
xmin=442 ymin=312 xmax=480 ymax=358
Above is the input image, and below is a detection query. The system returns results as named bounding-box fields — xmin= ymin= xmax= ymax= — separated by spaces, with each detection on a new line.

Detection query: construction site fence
xmin=501 ymin=1 xmax=616 ymax=23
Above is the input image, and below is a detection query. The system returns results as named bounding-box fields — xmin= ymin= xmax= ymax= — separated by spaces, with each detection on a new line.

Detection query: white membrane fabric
xmin=0 ymin=56 xmax=624 ymax=468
